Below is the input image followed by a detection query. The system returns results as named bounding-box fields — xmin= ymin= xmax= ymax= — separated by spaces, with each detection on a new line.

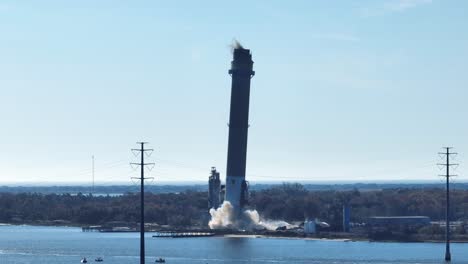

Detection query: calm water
xmin=0 ymin=225 xmax=467 ymax=264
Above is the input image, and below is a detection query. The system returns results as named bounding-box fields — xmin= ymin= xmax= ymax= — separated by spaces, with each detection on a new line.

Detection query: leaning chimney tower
xmin=224 ymin=44 xmax=255 ymax=215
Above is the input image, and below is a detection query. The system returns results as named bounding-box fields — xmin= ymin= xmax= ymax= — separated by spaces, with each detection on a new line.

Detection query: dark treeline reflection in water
xmin=1 ymin=225 xmax=468 ymax=264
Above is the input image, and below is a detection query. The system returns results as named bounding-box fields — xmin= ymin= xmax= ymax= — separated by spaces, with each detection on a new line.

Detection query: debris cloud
xmin=230 ymin=39 xmax=245 ymax=52
xmin=209 ymin=201 xmax=296 ymax=231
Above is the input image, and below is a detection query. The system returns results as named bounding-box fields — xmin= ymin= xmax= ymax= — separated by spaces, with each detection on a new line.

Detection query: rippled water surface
xmin=1 ymin=225 xmax=467 ymax=264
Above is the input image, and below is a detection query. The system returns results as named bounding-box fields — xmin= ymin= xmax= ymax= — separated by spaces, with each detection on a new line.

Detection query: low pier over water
xmin=153 ymin=231 xmax=215 ymax=238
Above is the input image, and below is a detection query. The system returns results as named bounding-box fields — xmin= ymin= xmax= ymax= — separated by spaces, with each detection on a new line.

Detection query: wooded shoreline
xmin=1 ymin=184 xmax=467 ymax=243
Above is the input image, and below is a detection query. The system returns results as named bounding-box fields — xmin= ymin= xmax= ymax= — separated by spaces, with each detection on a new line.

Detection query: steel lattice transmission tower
xmin=131 ymin=142 xmax=155 ymax=264
xmin=438 ymin=147 xmax=458 ymax=262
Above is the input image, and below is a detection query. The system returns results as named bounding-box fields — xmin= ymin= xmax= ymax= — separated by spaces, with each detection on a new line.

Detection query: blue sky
xmin=0 ymin=0 xmax=467 ymax=184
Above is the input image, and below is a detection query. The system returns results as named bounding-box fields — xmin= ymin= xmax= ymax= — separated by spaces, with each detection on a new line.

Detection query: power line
xmin=130 ymin=142 xmax=154 ymax=264
xmin=70 ymin=159 xmax=128 ymax=176
xmin=437 ymin=147 xmax=458 ymax=262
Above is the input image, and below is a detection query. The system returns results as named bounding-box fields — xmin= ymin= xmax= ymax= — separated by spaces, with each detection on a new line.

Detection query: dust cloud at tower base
xmin=209 ymin=201 xmax=293 ymax=231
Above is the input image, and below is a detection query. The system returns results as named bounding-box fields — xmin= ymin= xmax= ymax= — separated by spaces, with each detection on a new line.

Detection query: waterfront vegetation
xmin=0 ymin=183 xmax=467 ymax=239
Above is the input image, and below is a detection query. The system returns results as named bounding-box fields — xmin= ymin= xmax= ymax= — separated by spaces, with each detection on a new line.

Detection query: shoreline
xmin=3 ymin=223 xmax=468 ymax=243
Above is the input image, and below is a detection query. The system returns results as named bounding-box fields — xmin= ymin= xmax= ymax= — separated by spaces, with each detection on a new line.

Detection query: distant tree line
xmin=3 ymin=182 xmax=468 ymax=194
xmin=0 ymin=185 xmax=209 ymax=195
xmin=0 ymin=191 xmax=206 ymax=227
xmin=251 ymin=183 xmax=468 ymax=230
xmin=4 ymin=182 xmax=468 ymax=195
xmin=1 ymin=183 xmax=468 ymax=231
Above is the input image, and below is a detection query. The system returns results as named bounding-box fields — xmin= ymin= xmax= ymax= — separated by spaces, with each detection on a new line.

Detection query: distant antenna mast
xmin=438 ymin=147 xmax=458 ymax=262
xmin=131 ymin=142 xmax=155 ymax=264
xmin=92 ymin=155 xmax=95 ymax=193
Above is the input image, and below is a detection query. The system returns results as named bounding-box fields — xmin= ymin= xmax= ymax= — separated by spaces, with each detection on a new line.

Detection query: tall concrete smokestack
xmin=224 ymin=45 xmax=255 ymax=215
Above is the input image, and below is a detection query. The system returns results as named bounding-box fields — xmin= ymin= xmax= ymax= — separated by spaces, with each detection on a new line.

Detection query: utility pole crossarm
xmin=132 ymin=149 xmax=154 ymax=152
xmin=131 ymin=177 xmax=155 ymax=180
xmin=130 ymin=163 xmax=156 ymax=166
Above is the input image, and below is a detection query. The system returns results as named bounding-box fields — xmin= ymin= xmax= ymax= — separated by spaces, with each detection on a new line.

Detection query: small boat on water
xmin=155 ymin=257 xmax=166 ymax=263
xmin=81 ymin=257 xmax=88 ymax=263
xmin=95 ymin=257 xmax=104 ymax=262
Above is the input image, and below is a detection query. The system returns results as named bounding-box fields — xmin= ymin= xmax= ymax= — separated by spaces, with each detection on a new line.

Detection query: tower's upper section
xmin=229 ymin=48 xmax=255 ymax=76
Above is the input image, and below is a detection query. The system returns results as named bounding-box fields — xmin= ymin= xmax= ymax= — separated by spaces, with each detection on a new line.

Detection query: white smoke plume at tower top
xmin=230 ymin=39 xmax=245 ymax=52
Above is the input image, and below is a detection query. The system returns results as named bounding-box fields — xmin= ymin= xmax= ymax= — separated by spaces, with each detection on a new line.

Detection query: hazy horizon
xmin=0 ymin=179 xmax=464 ymax=187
